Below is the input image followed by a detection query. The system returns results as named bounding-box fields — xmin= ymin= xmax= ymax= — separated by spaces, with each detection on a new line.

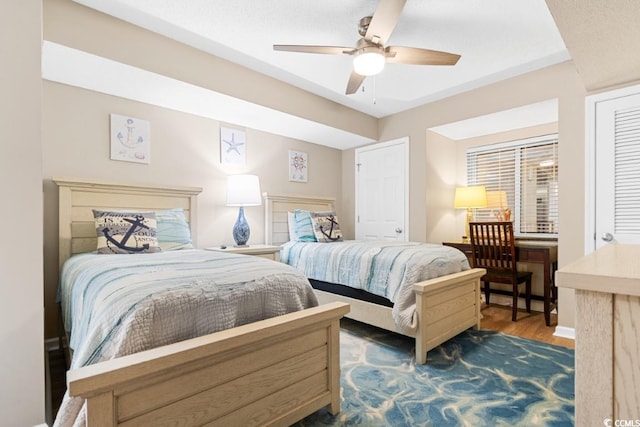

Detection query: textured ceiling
xmin=73 ymin=0 xmax=569 ymax=119
xmin=546 ymin=0 xmax=640 ymax=91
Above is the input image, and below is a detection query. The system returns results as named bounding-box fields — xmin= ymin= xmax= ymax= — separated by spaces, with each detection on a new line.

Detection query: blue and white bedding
xmin=281 ymin=240 xmax=470 ymax=334
xmin=55 ymin=249 xmax=317 ymax=427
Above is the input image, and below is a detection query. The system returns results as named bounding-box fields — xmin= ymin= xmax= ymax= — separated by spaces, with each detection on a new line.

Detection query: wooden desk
xmin=443 ymin=240 xmax=558 ymax=326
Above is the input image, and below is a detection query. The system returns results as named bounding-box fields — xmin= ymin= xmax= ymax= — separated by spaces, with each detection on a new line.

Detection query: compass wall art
xmin=110 ymin=114 xmax=150 ymax=164
xmin=289 ymin=150 xmax=308 ymax=183
xmin=220 ymin=126 xmax=246 ymax=166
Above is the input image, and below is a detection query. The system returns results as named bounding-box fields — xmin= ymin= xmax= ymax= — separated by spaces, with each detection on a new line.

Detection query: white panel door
xmin=593 ymin=88 xmax=640 ymax=249
xmin=355 ymin=138 xmax=408 ymax=241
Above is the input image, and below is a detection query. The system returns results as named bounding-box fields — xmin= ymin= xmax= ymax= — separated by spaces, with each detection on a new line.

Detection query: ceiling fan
xmin=273 ymin=0 xmax=461 ymax=95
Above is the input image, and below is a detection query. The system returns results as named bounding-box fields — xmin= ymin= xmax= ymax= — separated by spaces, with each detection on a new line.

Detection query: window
xmin=467 ymin=134 xmax=558 ymax=237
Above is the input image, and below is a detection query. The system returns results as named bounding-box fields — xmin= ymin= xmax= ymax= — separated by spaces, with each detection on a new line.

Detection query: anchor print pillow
xmin=310 ymin=211 xmax=343 ymax=243
xmin=93 ymin=210 xmax=161 ymax=254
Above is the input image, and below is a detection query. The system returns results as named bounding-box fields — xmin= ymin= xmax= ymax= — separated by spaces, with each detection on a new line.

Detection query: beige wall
xmin=43 ymin=0 xmax=378 ymax=141
xmin=424 ymin=131 xmax=458 ymax=244
xmin=44 ymin=1 xmax=593 ymax=338
xmin=343 ymin=61 xmax=586 ymax=329
xmin=340 ymin=149 xmax=357 ymax=239
xmin=40 ymin=0 xmax=358 ymax=339
xmin=42 ymin=82 xmax=343 ymax=338
xmin=1 ymin=1 xmax=45 ymax=425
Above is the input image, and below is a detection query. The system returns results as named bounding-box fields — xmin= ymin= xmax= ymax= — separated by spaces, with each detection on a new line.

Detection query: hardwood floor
xmin=480 ymin=303 xmax=574 ymax=349
xmin=48 ymin=347 xmax=66 ymax=425
xmin=46 ymin=303 xmax=574 ymax=422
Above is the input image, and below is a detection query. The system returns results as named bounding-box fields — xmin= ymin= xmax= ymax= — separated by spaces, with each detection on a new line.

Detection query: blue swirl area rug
xmin=295 ymin=319 xmax=574 ymax=427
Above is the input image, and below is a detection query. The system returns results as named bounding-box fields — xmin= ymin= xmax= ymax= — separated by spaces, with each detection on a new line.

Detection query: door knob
xmin=601 ymin=232 xmax=614 ymax=242
xmin=395 ymin=228 xmax=403 ymax=234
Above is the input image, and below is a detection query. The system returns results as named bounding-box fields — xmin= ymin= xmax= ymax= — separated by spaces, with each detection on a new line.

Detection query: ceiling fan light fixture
xmin=353 ymin=49 xmax=385 ymax=76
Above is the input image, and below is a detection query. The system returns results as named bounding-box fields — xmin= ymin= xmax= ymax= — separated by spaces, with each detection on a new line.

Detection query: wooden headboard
xmin=53 ymin=177 xmax=202 ymax=268
xmin=263 ymin=193 xmax=335 ymax=246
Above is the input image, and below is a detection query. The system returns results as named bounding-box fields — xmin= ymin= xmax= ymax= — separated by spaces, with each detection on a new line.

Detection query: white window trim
xmin=467 ymin=133 xmax=559 ymax=239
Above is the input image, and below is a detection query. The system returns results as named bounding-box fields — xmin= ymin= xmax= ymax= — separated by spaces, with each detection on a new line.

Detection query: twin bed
xmin=53 ymin=178 xmax=348 ymax=427
xmin=54 ymin=178 xmax=484 ymax=426
xmin=263 ymin=193 xmax=485 ymax=365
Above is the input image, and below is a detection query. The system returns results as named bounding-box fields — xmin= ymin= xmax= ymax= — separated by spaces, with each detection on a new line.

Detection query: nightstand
xmin=205 ymin=244 xmax=281 ymax=261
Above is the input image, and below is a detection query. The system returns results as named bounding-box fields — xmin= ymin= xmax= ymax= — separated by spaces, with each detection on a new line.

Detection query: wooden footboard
xmin=67 ymin=302 xmax=350 ymax=427
xmin=314 ymin=268 xmax=485 ymax=365
xmin=414 ymin=268 xmax=485 ymax=364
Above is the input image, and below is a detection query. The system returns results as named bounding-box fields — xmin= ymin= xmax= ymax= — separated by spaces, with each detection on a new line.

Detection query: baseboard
xmin=489 ymin=294 xmax=546 ymax=313
xmin=553 ymin=326 xmax=575 ymax=340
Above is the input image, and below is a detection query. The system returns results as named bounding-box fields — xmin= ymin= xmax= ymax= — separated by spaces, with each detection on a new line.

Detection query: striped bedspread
xmin=281 ymin=240 xmax=470 ymax=334
xmin=54 ymin=249 xmax=317 ymax=427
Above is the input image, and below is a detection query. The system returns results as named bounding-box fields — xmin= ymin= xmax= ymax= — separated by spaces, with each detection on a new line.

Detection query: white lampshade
xmin=454 ymin=186 xmax=487 ymax=209
xmin=353 ymin=51 xmax=385 ymax=76
xmin=226 ymin=174 xmax=261 ymax=206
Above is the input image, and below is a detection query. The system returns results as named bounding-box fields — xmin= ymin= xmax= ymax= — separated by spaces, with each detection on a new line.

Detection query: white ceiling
xmin=72 ymin=0 xmax=569 ymax=120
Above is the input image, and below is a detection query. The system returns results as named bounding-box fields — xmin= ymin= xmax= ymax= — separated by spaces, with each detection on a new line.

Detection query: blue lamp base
xmin=232 ymin=206 xmax=250 ymax=247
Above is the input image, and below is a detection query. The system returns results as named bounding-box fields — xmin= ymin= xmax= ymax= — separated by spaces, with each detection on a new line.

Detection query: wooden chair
xmin=468 ymin=222 xmax=532 ymax=321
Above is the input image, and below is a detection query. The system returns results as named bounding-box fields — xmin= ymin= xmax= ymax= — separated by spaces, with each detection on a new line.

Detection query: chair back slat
xmin=468 ymin=222 xmax=517 ymax=273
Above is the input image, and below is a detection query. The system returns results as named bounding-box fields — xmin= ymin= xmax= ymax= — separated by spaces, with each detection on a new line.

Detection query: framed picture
xmin=110 ymin=114 xmax=150 ymax=164
xmin=289 ymin=150 xmax=308 ymax=182
xmin=220 ymin=126 xmax=246 ymax=166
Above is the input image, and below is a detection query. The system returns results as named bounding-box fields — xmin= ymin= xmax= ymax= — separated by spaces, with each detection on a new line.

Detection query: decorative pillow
xmin=293 ymin=209 xmax=317 ymax=242
xmin=287 ymin=211 xmax=298 ymax=241
xmin=156 ymin=208 xmax=193 ymax=251
xmin=311 ymin=211 xmax=343 ymax=243
xmin=93 ymin=210 xmax=161 ymax=254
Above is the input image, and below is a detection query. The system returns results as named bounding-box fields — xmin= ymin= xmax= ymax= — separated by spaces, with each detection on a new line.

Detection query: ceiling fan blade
xmin=273 ymin=45 xmax=353 ymax=55
xmin=364 ymin=0 xmax=407 ymax=45
xmin=346 ymin=70 xmax=366 ymax=95
xmin=385 ymin=46 xmax=461 ymax=65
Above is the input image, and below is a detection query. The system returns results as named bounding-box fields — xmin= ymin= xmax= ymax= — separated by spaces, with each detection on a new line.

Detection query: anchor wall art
xmin=220 ymin=126 xmax=246 ymax=166
xmin=110 ymin=114 xmax=150 ymax=164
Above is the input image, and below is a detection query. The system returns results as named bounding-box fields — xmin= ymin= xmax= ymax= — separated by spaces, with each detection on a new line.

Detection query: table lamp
xmin=226 ymin=174 xmax=261 ymax=247
xmin=486 ymin=190 xmax=510 ymax=221
xmin=454 ymin=185 xmax=487 ymax=241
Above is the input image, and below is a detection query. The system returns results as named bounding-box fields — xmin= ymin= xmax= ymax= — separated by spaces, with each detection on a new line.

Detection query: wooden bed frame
xmin=54 ymin=178 xmax=349 ymax=426
xmin=263 ymin=192 xmax=485 ymax=364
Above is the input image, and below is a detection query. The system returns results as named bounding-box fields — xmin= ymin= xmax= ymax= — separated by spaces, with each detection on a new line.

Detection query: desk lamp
xmin=486 ymin=190 xmax=510 ymax=221
xmin=454 ymin=185 xmax=487 ymax=241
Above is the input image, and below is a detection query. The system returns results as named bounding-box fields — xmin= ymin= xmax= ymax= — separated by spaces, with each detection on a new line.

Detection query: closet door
xmin=355 ymin=137 xmax=408 ymax=241
xmin=593 ymin=86 xmax=640 ymax=249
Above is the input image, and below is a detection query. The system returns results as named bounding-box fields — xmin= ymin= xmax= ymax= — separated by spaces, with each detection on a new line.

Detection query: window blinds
xmin=614 ymin=106 xmax=640 ymax=234
xmin=467 ymin=134 xmax=559 ymax=237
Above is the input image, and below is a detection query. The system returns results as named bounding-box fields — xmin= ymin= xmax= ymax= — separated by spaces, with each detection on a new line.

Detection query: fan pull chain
xmin=362 ymin=78 xmax=378 ymax=105
xmin=373 ymin=76 xmax=377 ymax=104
